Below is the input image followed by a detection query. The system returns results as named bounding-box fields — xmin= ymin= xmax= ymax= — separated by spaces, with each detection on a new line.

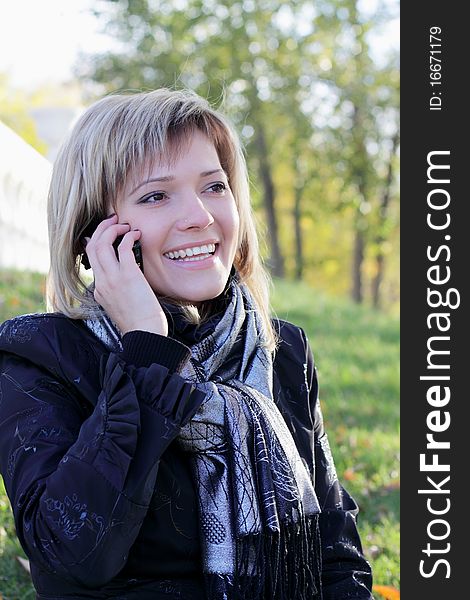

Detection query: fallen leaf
xmin=343 ymin=468 xmax=357 ymax=481
xmin=16 ymin=555 xmax=31 ymax=574
xmin=373 ymin=584 xmax=400 ymax=600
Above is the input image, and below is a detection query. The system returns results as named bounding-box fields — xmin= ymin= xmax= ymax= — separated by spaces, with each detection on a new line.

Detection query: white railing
xmin=0 ymin=121 xmax=52 ymax=274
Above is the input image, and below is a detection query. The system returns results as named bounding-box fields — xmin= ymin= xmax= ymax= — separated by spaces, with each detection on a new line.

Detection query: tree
xmin=300 ymin=0 xmax=399 ymax=304
xmin=78 ymin=0 xmax=399 ymax=307
xmin=371 ymin=128 xmax=399 ymax=308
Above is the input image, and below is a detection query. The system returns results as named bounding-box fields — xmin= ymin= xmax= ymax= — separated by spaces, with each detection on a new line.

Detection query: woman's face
xmin=115 ymin=130 xmax=240 ymax=303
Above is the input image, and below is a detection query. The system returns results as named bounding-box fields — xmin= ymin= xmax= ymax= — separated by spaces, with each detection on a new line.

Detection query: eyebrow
xmin=130 ymin=169 xmax=226 ymax=195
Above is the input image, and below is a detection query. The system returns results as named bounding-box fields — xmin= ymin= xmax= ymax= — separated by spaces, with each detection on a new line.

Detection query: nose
xmin=176 ymin=194 xmax=215 ymax=231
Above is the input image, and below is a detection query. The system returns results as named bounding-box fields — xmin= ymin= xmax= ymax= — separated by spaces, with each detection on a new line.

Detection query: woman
xmin=0 ymin=89 xmax=373 ymax=599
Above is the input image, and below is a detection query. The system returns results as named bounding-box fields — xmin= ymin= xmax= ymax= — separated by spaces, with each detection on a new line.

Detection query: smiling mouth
xmin=163 ymin=243 xmax=217 ymax=262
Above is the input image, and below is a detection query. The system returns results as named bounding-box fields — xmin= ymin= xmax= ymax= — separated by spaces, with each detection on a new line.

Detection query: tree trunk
xmin=293 ymin=183 xmax=304 ymax=280
xmin=349 ymin=103 xmax=368 ymax=304
xmin=352 ymin=224 xmax=365 ymax=303
xmin=372 ymin=253 xmax=385 ymax=308
xmin=372 ymin=130 xmax=399 ymax=308
xmin=255 ymin=125 xmax=285 ymax=278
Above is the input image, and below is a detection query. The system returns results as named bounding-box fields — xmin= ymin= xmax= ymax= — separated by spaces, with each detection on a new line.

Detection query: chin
xmin=150 ymin=265 xmax=233 ymax=304
xmin=170 ymin=279 xmax=229 ymax=305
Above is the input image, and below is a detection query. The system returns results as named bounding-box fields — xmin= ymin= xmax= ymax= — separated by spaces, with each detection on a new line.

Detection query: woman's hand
xmin=84 ymin=215 xmax=168 ymax=336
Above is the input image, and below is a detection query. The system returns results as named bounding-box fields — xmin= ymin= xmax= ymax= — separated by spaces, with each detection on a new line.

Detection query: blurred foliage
xmin=76 ymin=0 xmax=399 ymax=310
xmin=0 ymin=74 xmax=47 ymax=155
xmin=0 ymin=270 xmax=46 ymax=323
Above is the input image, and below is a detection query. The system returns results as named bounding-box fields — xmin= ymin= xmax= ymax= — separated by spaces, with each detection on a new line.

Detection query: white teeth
xmin=164 ymin=243 xmax=216 ymax=260
xmin=183 ymin=255 xmax=208 ymax=262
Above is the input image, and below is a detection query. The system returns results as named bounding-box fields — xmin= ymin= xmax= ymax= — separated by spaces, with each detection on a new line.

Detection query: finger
xmin=85 ymin=214 xmax=120 ymax=267
xmin=86 ymin=225 xmax=131 ymax=279
xmin=90 ymin=213 xmax=118 ymax=239
xmin=93 ymin=221 xmax=131 ymax=245
xmin=90 ymin=223 xmax=131 ymax=264
xmin=88 ymin=215 xmax=133 ymax=258
xmin=116 ymin=229 xmax=142 ymax=269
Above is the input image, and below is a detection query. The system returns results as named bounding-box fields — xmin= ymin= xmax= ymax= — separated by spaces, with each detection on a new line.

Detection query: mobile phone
xmin=80 ymin=218 xmax=144 ymax=273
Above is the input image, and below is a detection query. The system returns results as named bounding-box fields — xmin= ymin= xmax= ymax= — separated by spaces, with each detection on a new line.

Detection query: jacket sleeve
xmin=0 ymin=323 xmax=205 ymax=588
xmin=302 ymin=329 xmax=374 ymax=599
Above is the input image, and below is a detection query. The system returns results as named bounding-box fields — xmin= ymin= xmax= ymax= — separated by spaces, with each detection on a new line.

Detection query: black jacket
xmin=0 ymin=313 xmax=373 ymax=599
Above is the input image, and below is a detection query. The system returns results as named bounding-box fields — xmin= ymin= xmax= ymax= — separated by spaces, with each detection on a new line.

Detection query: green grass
xmin=0 ymin=270 xmax=47 ymax=324
xmin=271 ymin=278 xmax=399 ymax=590
xmin=0 ymin=478 xmax=36 ymax=599
xmin=0 ymin=269 xmax=399 ymax=597
xmin=0 ymin=270 xmax=48 ymax=599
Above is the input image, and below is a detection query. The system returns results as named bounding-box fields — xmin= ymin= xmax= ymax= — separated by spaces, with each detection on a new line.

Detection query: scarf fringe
xmin=204 ymin=514 xmax=322 ymax=600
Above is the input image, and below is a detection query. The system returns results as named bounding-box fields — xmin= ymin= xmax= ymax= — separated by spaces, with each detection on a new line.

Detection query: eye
xmin=138 ymin=191 xmax=168 ymax=204
xmin=205 ymin=182 xmax=227 ymax=194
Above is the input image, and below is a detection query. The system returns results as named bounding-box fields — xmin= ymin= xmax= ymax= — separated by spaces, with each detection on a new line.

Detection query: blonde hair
xmin=46 ymin=88 xmax=276 ymax=350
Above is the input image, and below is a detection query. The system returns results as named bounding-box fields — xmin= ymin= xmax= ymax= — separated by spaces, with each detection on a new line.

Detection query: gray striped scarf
xmin=86 ymin=281 xmax=322 ymax=599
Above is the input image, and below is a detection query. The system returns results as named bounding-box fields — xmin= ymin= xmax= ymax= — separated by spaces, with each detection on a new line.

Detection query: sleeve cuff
xmin=120 ymin=331 xmax=191 ymax=372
